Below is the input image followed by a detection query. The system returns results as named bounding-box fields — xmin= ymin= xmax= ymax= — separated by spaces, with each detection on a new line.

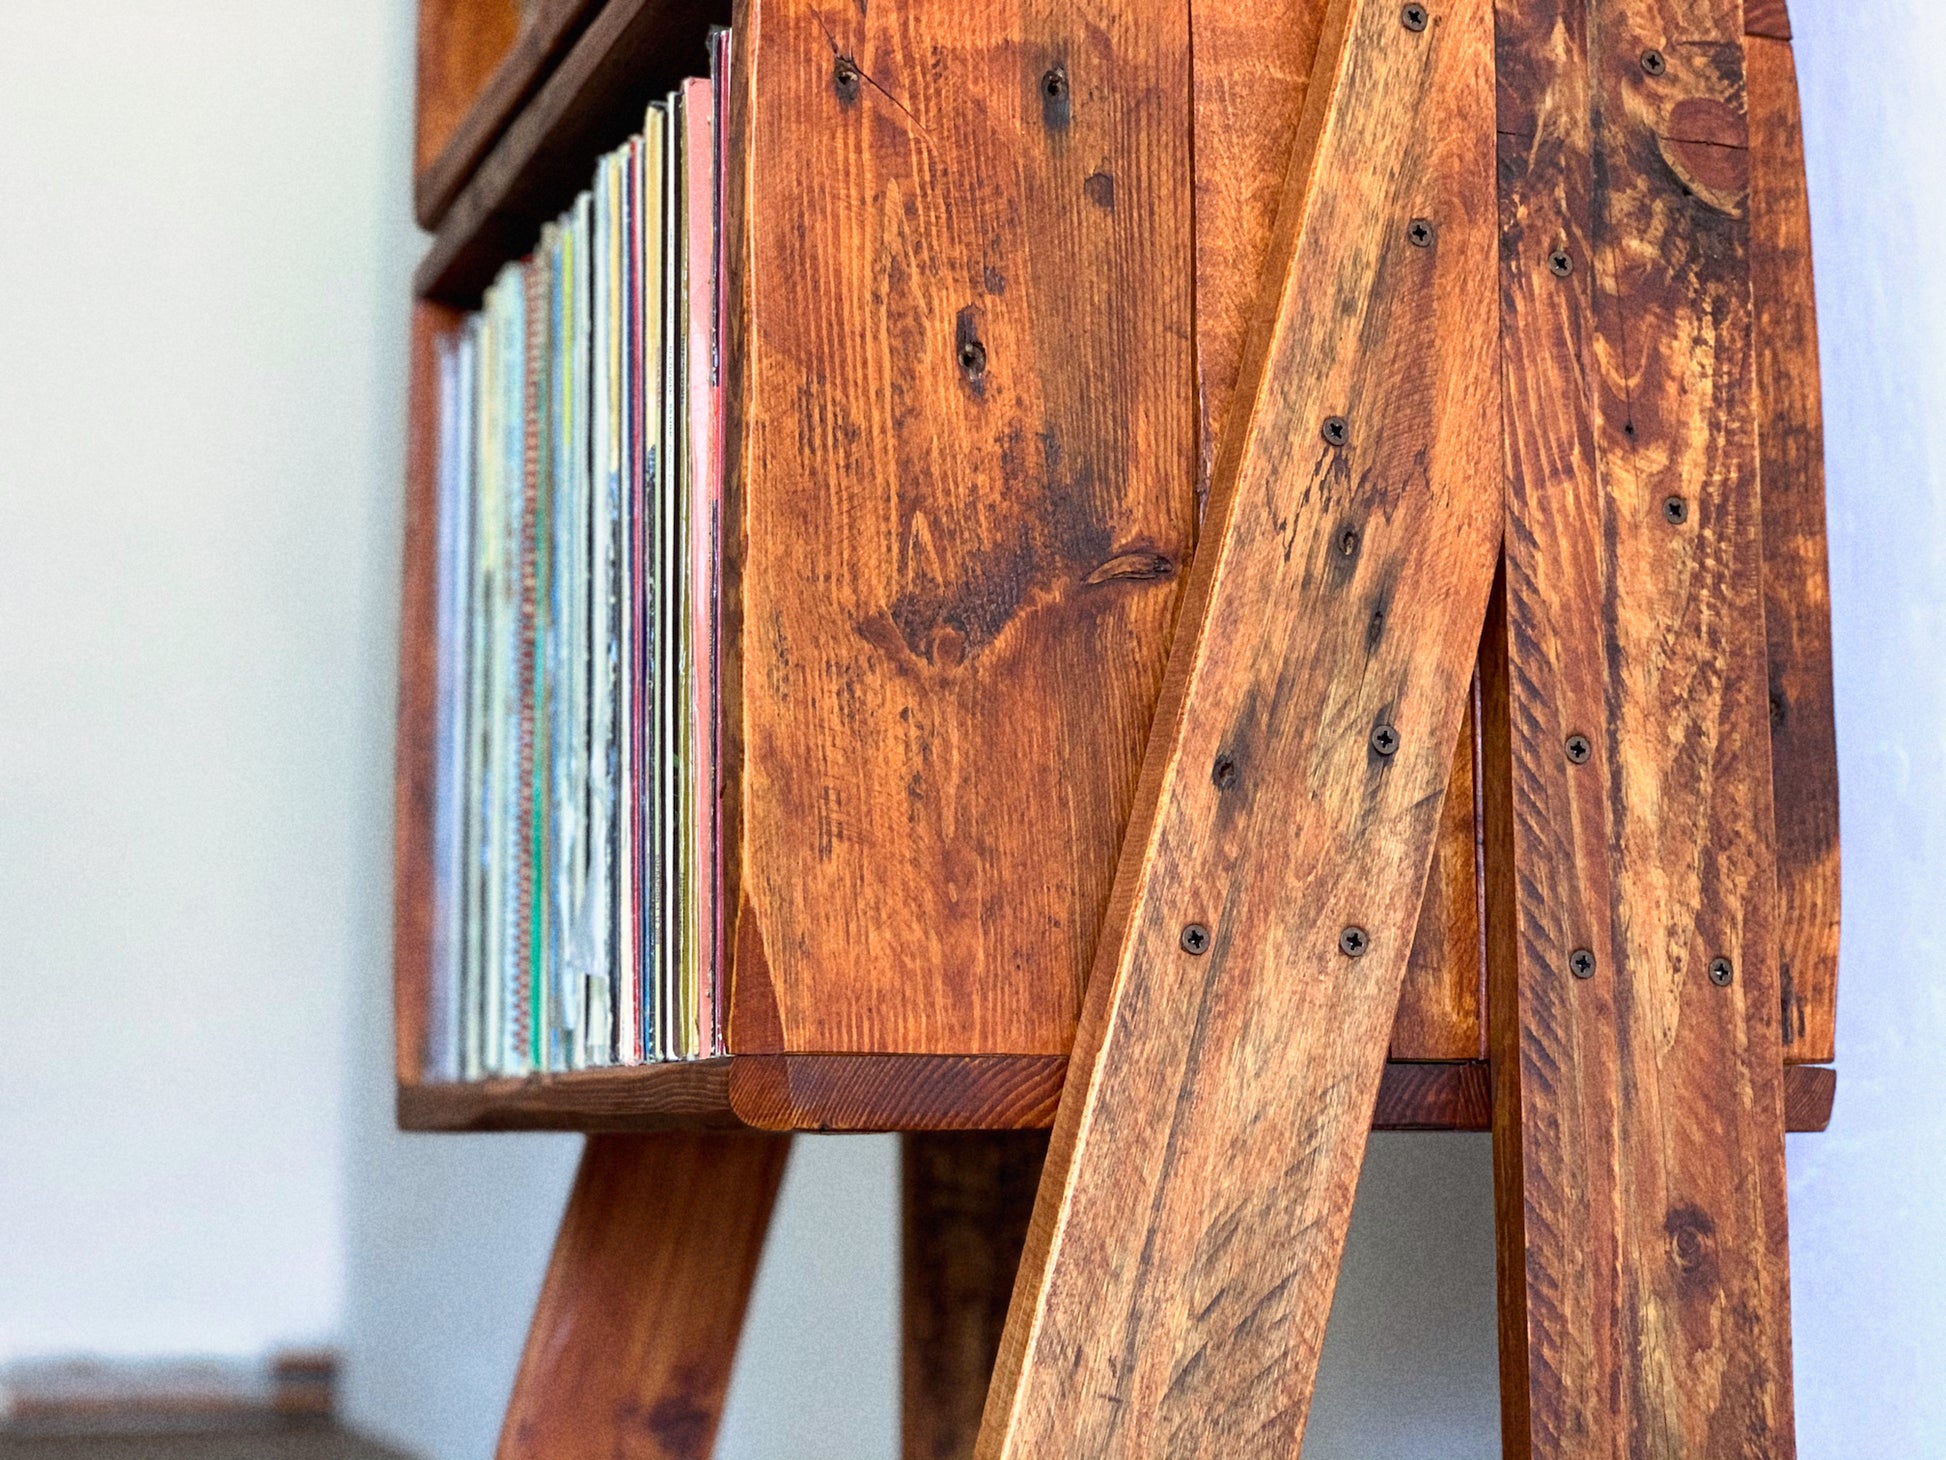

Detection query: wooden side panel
xmin=395 ymin=301 xmax=463 ymax=1089
xmin=1191 ymin=0 xmax=1484 ymax=1062
xmin=498 ymin=1132 xmax=789 ymax=1460
xmin=1489 ymin=0 xmax=1796 ymax=1452
xmin=902 ymin=1132 xmax=1050 ymax=1460
xmin=1749 ymin=26 xmax=1839 ymax=1063
xmin=416 ymin=0 xmax=524 ymax=181
xmin=980 ymin=0 xmax=1501 ymax=1448
xmin=733 ymin=0 xmax=1195 ymax=1057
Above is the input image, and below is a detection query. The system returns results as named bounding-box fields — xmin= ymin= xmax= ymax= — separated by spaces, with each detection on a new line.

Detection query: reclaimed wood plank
xmin=903 ymin=1132 xmax=1050 ymax=1460
xmin=497 ymin=1132 xmax=788 ymax=1460
xmin=416 ymin=0 xmax=524 ymax=190
xmin=1488 ymin=0 xmax=1797 ymax=1451
xmin=979 ymin=0 xmax=1502 ymax=1447
xmin=730 ymin=0 xmax=1195 ymax=1059
xmin=1749 ymin=25 xmax=1839 ymax=1064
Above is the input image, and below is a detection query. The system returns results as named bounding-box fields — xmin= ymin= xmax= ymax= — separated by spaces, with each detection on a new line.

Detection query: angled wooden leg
xmin=1487 ymin=0 xmax=1796 ymax=1452
xmin=901 ymin=1132 xmax=1049 ymax=1460
xmin=978 ymin=0 xmax=1502 ymax=1450
xmin=498 ymin=1132 xmax=790 ymax=1460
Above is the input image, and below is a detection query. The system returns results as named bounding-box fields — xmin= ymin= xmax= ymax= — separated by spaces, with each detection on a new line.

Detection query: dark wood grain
xmin=397 ymin=1060 xmax=743 ymax=1130
xmin=729 ymin=1056 xmax=1067 ymax=1132
xmin=1744 ymin=0 xmax=1791 ymax=40
xmin=415 ymin=0 xmax=604 ymax=231
xmin=416 ymin=0 xmax=730 ymax=304
xmin=1488 ymin=0 xmax=1797 ymax=1452
xmin=980 ymin=0 xmax=1502 ymax=1448
xmin=903 ymin=1132 xmax=1050 ymax=1460
xmin=729 ymin=0 xmax=1195 ymax=1060
xmin=1782 ymin=1062 xmax=1834 ymax=1132
xmin=393 ymin=302 xmax=462 ymax=1088
xmin=1749 ymin=27 xmax=1839 ymax=1064
xmin=498 ymin=1132 xmax=788 ymax=1460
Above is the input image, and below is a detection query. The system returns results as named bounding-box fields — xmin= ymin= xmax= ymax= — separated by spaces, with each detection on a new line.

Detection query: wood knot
xmin=1085 ymin=551 xmax=1176 ymax=585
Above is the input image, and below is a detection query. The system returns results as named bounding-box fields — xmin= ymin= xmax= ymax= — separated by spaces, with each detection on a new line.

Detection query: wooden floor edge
xmin=395 ymin=1056 xmax=1837 ymax=1133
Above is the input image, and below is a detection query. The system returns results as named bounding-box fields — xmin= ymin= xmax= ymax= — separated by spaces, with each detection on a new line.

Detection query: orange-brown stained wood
xmin=1191 ymin=0 xmax=1483 ymax=1062
xmin=731 ymin=0 xmax=1195 ymax=1058
xmin=497 ymin=1132 xmax=788 ymax=1460
xmin=415 ymin=0 xmax=523 ymax=181
xmin=1749 ymin=28 xmax=1839 ymax=1064
xmin=394 ymin=301 xmax=462 ymax=1088
xmin=902 ymin=1132 xmax=1050 ymax=1460
xmin=978 ymin=0 xmax=1501 ymax=1447
xmin=1488 ymin=0 xmax=1797 ymax=1453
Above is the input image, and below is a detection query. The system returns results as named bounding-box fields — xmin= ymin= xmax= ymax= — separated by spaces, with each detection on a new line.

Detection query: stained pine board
xmin=728 ymin=0 xmax=1195 ymax=1057
xmin=1749 ymin=23 xmax=1839 ymax=1064
xmin=978 ymin=0 xmax=1501 ymax=1448
xmin=1191 ymin=0 xmax=1485 ymax=1062
xmin=1488 ymin=0 xmax=1797 ymax=1452
xmin=497 ymin=1132 xmax=788 ymax=1460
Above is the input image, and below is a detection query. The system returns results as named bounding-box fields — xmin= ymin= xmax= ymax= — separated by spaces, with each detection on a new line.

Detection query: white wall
xmin=5 ymin=1 xmax=1946 ymax=1456
xmin=0 ymin=2 xmax=413 ymax=1363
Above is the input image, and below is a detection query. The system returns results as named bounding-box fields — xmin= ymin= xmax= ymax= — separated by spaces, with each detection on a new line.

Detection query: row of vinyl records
xmin=424 ymin=33 xmax=729 ymax=1080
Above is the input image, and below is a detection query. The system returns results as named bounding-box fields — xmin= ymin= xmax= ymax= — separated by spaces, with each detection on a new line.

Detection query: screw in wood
xmin=1407 ymin=218 xmax=1435 ymax=248
xmin=1565 ymin=732 xmax=1592 ymax=764
xmin=1548 ymin=249 xmax=1573 ymax=277
xmin=1370 ymin=724 xmax=1400 ymax=757
xmin=1321 ymin=415 xmax=1350 ymax=447
xmin=1339 ymin=925 xmax=1369 ymax=957
xmin=1401 ymin=3 xmax=1430 ymax=31
xmin=1181 ymin=923 xmax=1212 ymax=956
xmin=1212 ymin=755 xmax=1239 ymax=790
xmin=1641 ymin=48 xmax=1667 ymax=76
xmin=1663 ymin=495 xmax=1688 ymax=525
xmin=1569 ymin=947 xmax=1596 ymax=979
xmin=958 ymin=339 xmax=987 ymax=375
xmin=1709 ymin=956 xmax=1734 ymax=987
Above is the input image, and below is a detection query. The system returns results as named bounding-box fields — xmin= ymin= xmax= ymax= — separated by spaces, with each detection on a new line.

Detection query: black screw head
xmin=1708 ymin=956 xmax=1734 ymax=987
xmin=1407 ymin=218 xmax=1435 ymax=248
xmin=1565 ymin=733 xmax=1592 ymax=764
xmin=1321 ymin=415 xmax=1350 ymax=447
xmin=1569 ymin=947 xmax=1596 ymax=979
xmin=1212 ymin=755 xmax=1239 ymax=791
xmin=1370 ymin=724 xmax=1400 ymax=757
xmin=1181 ymin=923 xmax=1212 ymax=956
xmin=1548 ymin=248 xmax=1573 ymax=277
xmin=1401 ymin=3 xmax=1429 ymax=31
xmin=1339 ymin=925 xmax=1369 ymax=957
xmin=1663 ymin=495 xmax=1688 ymax=525
xmin=1641 ymin=48 xmax=1667 ymax=76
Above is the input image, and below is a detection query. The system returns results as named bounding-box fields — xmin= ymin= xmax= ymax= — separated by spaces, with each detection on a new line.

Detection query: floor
xmin=0 ymin=1429 xmax=412 ymax=1460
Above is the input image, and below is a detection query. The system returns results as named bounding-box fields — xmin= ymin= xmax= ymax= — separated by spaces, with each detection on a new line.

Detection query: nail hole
xmin=1212 ymin=755 xmax=1239 ymax=791
xmin=1338 ymin=525 xmax=1360 ymax=557
xmin=958 ymin=339 xmax=987 ymax=375
xmin=833 ymin=57 xmax=861 ymax=103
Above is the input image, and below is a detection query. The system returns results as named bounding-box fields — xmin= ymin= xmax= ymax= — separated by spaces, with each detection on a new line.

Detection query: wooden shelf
xmin=397 ymin=1060 xmax=1837 ymax=1135
xmin=415 ymin=0 xmax=728 ymax=304
xmin=415 ymin=0 xmax=604 ymax=232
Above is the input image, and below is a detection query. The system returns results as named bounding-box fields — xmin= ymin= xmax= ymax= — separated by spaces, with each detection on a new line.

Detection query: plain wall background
xmin=1 ymin=1 xmax=1942 ymax=1455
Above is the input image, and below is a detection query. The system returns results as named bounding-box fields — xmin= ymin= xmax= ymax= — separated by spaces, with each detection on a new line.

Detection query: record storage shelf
xmin=393 ymin=0 xmax=1840 ymax=1136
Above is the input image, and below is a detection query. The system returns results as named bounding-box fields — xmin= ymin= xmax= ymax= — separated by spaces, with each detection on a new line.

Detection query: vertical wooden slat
xmin=902 ymin=1132 xmax=1050 ymax=1460
xmin=394 ymin=300 xmax=462 ymax=1089
xmin=1748 ymin=12 xmax=1840 ymax=1064
xmin=1488 ymin=0 xmax=1797 ymax=1451
xmin=498 ymin=1132 xmax=789 ymax=1460
xmin=979 ymin=0 xmax=1501 ymax=1448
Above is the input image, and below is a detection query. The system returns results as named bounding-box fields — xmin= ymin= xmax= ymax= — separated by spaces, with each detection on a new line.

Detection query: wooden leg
xmin=498 ymin=1132 xmax=790 ymax=1460
xmin=1488 ymin=1 xmax=1796 ymax=1453
xmin=901 ymin=1132 xmax=1050 ymax=1460
xmin=978 ymin=0 xmax=1502 ymax=1450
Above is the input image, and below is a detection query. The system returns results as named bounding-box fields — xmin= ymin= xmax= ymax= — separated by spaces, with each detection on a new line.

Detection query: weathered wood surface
xmin=979 ymin=0 xmax=1501 ymax=1449
xmin=1488 ymin=0 xmax=1798 ymax=1451
xmin=1748 ymin=15 xmax=1839 ymax=1064
xmin=415 ymin=0 xmax=604 ymax=231
xmin=398 ymin=1059 xmax=744 ymax=1130
xmin=730 ymin=1055 xmax=1067 ymax=1131
xmin=498 ymin=1132 xmax=788 ymax=1460
xmin=730 ymin=0 xmax=1195 ymax=1059
xmin=1191 ymin=0 xmax=1485 ymax=1064
xmin=903 ymin=1132 xmax=1050 ymax=1460
xmin=394 ymin=302 xmax=462 ymax=1088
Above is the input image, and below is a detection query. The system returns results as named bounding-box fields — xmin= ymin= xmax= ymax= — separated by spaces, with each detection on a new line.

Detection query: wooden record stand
xmin=394 ymin=0 xmax=1840 ymax=1454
